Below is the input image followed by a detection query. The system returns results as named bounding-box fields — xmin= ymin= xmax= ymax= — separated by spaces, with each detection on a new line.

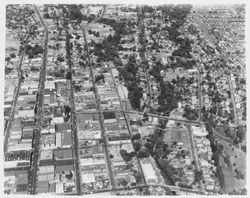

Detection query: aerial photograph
xmin=3 ymin=3 xmax=246 ymax=196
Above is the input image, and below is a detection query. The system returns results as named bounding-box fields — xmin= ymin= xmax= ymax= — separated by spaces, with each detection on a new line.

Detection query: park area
xmin=218 ymin=140 xmax=246 ymax=194
xmin=164 ymin=67 xmax=190 ymax=82
xmin=5 ymin=39 xmax=19 ymax=55
xmin=85 ymin=22 xmax=114 ymax=43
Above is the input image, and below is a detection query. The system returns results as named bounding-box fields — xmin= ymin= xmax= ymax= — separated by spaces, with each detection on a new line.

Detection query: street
xmin=28 ymin=5 xmax=49 ymax=195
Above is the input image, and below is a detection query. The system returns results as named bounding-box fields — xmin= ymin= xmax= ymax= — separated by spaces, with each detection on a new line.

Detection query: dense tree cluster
xmin=95 ymin=74 xmax=105 ymax=83
xmin=148 ymin=61 xmax=164 ymax=82
xmin=159 ymin=5 xmax=192 ymax=43
xmin=158 ymin=159 xmax=178 ymax=185
xmin=118 ymin=55 xmax=143 ymax=110
xmin=157 ymin=81 xmax=178 ymax=116
xmin=24 ymin=44 xmax=44 ymax=58
xmin=193 ymin=170 xmax=203 ymax=184
xmin=137 ymin=149 xmax=150 ymax=158
xmin=228 ymin=188 xmax=247 ymax=195
xmin=187 ymin=24 xmax=199 ymax=35
xmin=172 ymin=38 xmax=193 ymax=58
xmin=88 ymin=29 xmax=100 ymax=37
xmin=205 ymin=122 xmax=225 ymax=189
xmin=132 ymin=133 xmax=141 ymax=141
xmin=119 ymin=149 xmax=135 ymax=162
xmin=133 ymin=141 xmax=141 ymax=151
xmin=234 ymin=168 xmax=244 ymax=180
xmin=92 ymin=18 xmax=127 ymax=63
xmin=183 ymin=105 xmax=199 ymax=121
xmin=6 ymin=5 xmax=35 ymax=29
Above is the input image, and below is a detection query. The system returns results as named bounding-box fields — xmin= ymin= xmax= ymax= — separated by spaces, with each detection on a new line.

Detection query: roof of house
xmin=54 ymin=148 xmax=73 ymax=159
xmin=62 ymin=132 xmax=72 ymax=146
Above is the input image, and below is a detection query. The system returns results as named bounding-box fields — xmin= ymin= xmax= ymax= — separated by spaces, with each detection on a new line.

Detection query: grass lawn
xmin=5 ymin=39 xmax=20 ymax=55
xmin=86 ymin=22 xmax=115 ymax=43
xmin=219 ymin=140 xmax=246 ymax=193
xmin=164 ymin=69 xmax=189 ymax=82
xmin=214 ymin=126 xmax=227 ymax=137
xmin=221 ymin=140 xmax=246 ymax=175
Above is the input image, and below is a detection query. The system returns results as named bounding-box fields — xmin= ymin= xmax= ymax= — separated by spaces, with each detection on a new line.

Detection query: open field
xmin=219 ymin=140 xmax=246 ymax=193
xmin=5 ymin=39 xmax=19 ymax=55
xmin=85 ymin=22 xmax=115 ymax=43
xmin=164 ymin=69 xmax=190 ymax=82
xmin=221 ymin=140 xmax=246 ymax=175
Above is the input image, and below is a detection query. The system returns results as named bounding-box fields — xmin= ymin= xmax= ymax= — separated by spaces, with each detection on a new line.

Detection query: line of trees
xmin=118 ymin=55 xmax=143 ymax=110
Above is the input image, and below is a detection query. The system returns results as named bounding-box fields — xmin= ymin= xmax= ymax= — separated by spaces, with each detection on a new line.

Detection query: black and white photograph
xmin=2 ymin=0 xmax=248 ymax=196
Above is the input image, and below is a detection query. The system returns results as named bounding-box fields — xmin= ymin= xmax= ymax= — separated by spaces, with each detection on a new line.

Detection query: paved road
xmin=110 ymin=69 xmax=150 ymax=195
xmin=144 ymin=112 xmax=205 ymax=124
xmin=82 ymin=27 xmax=117 ymax=189
xmin=66 ymin=33 xmax=83 ymax=195
xmin=181 ymin=22 xmax=236 ymax=144
xmin=84 ymin=182 xmax=206 ymax=195
xmin=28 ymin=6 xmax=48 ymax=195
xmin=197 ymin=67 xmax=203 ymax=121
xmin=89 ymin=108 xmax=206 ymax=124
xmin=4 ymin=34 xmax=28 ymax=154
xmin=188 ymin=13 xmax=239 ymax=126
xmin=187 ymin=124 xmax=205 ymax=193
xmin=227 ymin=74 xmax=238 ymax=124
xmin=211 ymin=125 xmax=233 ymax=143
xmin=138 ymin=7 xmax=152 ymax=116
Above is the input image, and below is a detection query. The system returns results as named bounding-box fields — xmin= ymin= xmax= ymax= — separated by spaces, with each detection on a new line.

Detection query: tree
xmin=194 ymin=170 xmax=203 ymax=183
xmin=43 ymin=13 xmax=50 ymax=18
xmin=95 ymin=31 xmax=100 ymax=37
xmin=235 ymin=169 xmax=244 ymax=180
xmin=183 ymin=105 xmax=198 ymax=120
xmin=133 ymin=141 xmax=141 ymax=151
xmin=224 ymin=126 xmax=236 ymax=140
xmin=66 ymin=71 xmax=72 ymax=80
xmin=137 ymin=149 xmax=150 ymax=158
xmin=172 ymin=78 xmax=177 ymax=84
xmin=158 ymin=159 xmax=177 ymax=185
xmin=144 ymin=142 xmax=154 ymax=151
xmin=109 ymin=154 xmax=114 ymax=159
xmin=10 ymin=53 xmax=16 ymax=58
xmin=239 ymin=78 xmax=246 ymax=85
xmin=119 ymin=149 xmax=133 ymax=162
xmin=64 ymin=105 xmax=71 ymax=118
xmin=229 ymin=102 xmax=233 ymax=109
xmin=95 ymin=74 xmax=105 ymax=83
xmin=223 ymin=155 xmax=231 ymax=166
xmin=28 ymin=54 xmax=34 ymax=59
xmin=5 ymin=57 xmax=11 ymax=62
xmin=57 ymin=55 xmax=64 ymax=62
xmin=236 ymin=126 xmax=245 ymax=143
xmin=75 ymin=35 xmax=80 ymax=40
xmin=133 ymin=172 xmax=143 ymax=183
xmin=132 ymin=133 xmax=141 ymax=141
xmin=118 ymin=178 xmax=128 ymax=186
